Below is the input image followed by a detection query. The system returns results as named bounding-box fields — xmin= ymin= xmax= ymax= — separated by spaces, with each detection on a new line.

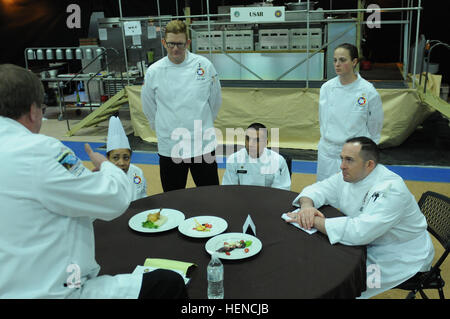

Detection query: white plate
xmin=205 ymin=232 xmax=262 ymax=260
xmin=178 ymin=216 xmax=228 ymax=238
xmin=128 ymin=208 xmax=185 ymax=233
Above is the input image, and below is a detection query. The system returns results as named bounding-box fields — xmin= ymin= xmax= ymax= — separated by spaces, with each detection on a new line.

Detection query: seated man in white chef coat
xmin=0 ymin=64 xmax=187 ymax=299
xmin=222 ymin=123 xmax=291 ymax=190
xmin=286 ymin=136 xmax=434 ymax=298
xmin=106 ymin=116 xmax=147 ymax=201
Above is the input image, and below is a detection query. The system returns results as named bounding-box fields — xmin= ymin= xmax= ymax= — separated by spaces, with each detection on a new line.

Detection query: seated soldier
xmin=286 ymin=136 xmax=434 ymax=298
xmin=222 ymin=123 xmax=291 ymax=190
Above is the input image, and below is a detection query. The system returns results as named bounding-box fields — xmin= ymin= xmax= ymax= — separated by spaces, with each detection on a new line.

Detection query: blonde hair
xmin=164 ymin=20 xmax=188 ymax=40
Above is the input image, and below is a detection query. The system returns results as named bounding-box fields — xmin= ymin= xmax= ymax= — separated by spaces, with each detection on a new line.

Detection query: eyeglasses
xmin=165 ymin=42 xmax=187 ymax=49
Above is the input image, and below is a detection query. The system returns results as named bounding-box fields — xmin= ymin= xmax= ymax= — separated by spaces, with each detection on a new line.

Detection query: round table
xmin=94 ymin=185 xmax=367 ymax=298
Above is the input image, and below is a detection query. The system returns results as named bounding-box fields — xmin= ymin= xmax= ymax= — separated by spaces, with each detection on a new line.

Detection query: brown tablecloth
xmin=94 ymin=185 xmax=366 ymax=298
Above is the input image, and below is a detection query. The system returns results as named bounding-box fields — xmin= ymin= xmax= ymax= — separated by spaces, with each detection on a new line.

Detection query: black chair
xmin=279 ymin=152 xmax=292 ymax=177
xmin=395 ymin=191 xmax=449 ymax=299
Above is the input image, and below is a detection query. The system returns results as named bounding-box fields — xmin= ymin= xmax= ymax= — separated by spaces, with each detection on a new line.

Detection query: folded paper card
xmin=281 ymin=211 xmax=317 ymax=235
xmin=243 ymin=214 xmax=256 ymax=235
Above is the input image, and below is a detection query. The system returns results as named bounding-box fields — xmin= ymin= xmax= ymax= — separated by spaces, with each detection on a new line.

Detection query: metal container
xmin=224 ymin=30 xmax=254 ymax=51
xmin=95 ymin=48 xmax=104 ymax=59
xmin=286 ymin=1 xmax=318 ymax=11
xmin=285 ymin=1 xmax=323 ymax=21
xmin=85 ymin=48 xmax=93 ymax=59
xmin=48 ymin=69 xmax=58 ymax=77
xmin=75 ymin=48 xmax=83 ymax=59
xmin=55 ymin=49 xmax=64 ymax=60
xmin=194 ymin=31 xmax=224 ymax=52
xmin=46 ymin=49 xmax=54 ymax=60
xmin=65 ymin=48 xmax=73 ymax=59
xmin=40 ymin=71 xmax=49 ymax=79
xmin=36 ymin=49 xmax=44 ymax=60
xmin=27 ymin=49 xmax=35 ymax=60
xmin=259 ymin=29 xmax=289 ymax=50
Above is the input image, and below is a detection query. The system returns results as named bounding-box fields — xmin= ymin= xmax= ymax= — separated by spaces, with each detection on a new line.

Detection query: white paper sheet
xmin=124 ymin=21 xmax=142 ymax=36
xmin=281 ymin=211 xmax=317 ymax=235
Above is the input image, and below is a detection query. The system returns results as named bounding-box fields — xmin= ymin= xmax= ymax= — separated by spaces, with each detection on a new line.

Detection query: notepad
xmin=132 ymin=258 xmax=196 ymax=285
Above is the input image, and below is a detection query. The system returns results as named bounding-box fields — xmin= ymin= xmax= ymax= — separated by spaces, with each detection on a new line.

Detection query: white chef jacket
xmin=316 ymin=73 xmax=384 ymax=181
xmin=222 ymin=148 xmax=291 ymax=190
xmin=141 ymin=51 xmax=222 ymax=159
xmin=293 ymin=164 xmax=434 ymax=298
xmin=0 ymin=116 xmax=143 ymax=299
xmin=127 ymin=164 xmax=147 ymax=201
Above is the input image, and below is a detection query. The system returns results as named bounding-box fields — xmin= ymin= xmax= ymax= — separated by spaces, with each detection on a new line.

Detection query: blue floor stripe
xmin=131 ymin=151 xmax=160 ymax=165
xmin=62 ymin=141 xmax=450 ymax=183
xmin=292 ymin=161 xmax=317 ymax=175
xmin=62 ymin=141 xmax=105 ymax=161
xmin=386 ymin=165 xmax=450 ymax=183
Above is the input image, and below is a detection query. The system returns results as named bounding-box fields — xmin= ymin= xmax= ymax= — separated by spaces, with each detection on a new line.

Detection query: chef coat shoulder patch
xmin=196 ymin=63 xmax=206 ymax=80
xmin=357 ymin=95 xmax=367 ymax=107
xmin=359 ymin=182 xmax=394 ymax=212
xmin=370 ymin=191 xmax=383 ymax=202
xmin=56 ymin=149 xmax=85 ymax=177
xmin=133 ymin=174 xmax=142 ymax=184
xmin=197 ymin=67 xmax=205 ymax=76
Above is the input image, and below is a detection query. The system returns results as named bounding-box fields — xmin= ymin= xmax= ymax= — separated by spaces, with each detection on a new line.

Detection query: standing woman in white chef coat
xmin=106 ymin=116 xmax=147 ymax=201
xmin=317 ymin=43 xmax=383 ymax=181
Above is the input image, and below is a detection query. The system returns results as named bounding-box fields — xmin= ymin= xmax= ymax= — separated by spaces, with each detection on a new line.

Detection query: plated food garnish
xmin=192 ymin=218 xmax=212 ymax=232
xmin=142 ymin=210 xmax=168 ymax=229
xmin=216 ymin=240 xmax=253 ymax=255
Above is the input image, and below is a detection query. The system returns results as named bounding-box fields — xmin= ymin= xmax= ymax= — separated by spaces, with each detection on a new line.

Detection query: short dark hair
xmin=0 ymin=64 xmax=44 ymax=119
xmin=335 ymin=43 xmax=359 ymax=63
xmin=247 ymin=122 xmax=267 ymax=131
xmin=345 ymin=136 xmax=380 ymax=164
xmin=246 ymin=122 xmax=268 ymax=138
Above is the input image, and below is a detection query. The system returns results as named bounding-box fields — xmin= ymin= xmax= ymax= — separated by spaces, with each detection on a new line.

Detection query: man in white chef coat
xmin=0 ymin=64 xmax=187 ymax=299
xmin=222 ymin=123 xmax=291 ymax=190
xmin=286 ymin=136 xmax=434 ymax=298
xmin=141 ymin=20 xmax=222 ymax=192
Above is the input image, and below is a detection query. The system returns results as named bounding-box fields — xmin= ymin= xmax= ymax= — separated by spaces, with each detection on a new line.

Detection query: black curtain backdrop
xmin=0 ymin=0 xmax=447 ymax=82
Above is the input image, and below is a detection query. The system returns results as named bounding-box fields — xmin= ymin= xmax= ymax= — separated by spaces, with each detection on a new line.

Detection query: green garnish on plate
xmin=142 ymin=220 xmax=159 ymax=229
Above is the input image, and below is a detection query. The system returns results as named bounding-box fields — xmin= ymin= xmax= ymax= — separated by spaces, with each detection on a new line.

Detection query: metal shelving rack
xmin=114 ymin=0 xmax=423 ymax=88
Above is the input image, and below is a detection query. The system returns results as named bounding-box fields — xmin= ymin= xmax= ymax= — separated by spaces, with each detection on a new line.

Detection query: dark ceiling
xmin=0 ymin=0 xmax=448 ymax=81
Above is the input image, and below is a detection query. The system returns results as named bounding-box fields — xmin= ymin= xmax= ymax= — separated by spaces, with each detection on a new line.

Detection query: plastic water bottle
xmin=207 ymin=253 xmax=224 ymax=299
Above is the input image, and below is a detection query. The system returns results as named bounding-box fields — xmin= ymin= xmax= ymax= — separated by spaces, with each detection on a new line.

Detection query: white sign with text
xmin=231 ymin=6 xmax=285 ymax=23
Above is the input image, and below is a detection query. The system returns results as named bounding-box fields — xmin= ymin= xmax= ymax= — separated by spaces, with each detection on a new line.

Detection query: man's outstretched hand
xmin=84 ymin=143 xmax=108 ymax=172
